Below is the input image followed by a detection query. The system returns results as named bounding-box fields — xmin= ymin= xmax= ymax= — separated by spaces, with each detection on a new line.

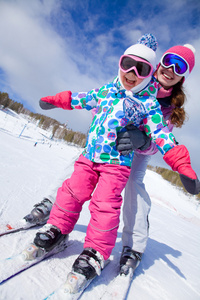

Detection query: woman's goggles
xmin=161 ymin=53 xmax=189 ymax=76
xmin=119 ymin=55 xmax=153 ymax=78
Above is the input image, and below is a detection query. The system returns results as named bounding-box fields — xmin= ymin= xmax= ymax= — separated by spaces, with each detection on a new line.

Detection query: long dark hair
xmin=170 ymin=78 xmax=188 ymax=128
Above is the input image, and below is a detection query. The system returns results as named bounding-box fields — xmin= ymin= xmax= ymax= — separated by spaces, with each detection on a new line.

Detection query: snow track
xmin=0 ymin=110 xmax=200 ymax=299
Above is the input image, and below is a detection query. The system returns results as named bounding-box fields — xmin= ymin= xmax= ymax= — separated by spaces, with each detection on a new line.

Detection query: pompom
xmin=137 ymin=33 xmax=158 ymax=52
xmin=183 ymin=44 xmax=196 ymax=54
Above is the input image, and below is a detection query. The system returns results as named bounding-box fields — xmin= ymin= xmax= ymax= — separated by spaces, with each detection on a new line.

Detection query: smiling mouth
xmin=126 ymin=78 xmax=135 ymax=85
xmin=163 ymin=73 xmax=173 ymax=80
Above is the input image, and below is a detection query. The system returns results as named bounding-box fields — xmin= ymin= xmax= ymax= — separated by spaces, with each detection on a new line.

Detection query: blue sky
xmin=0 ymin=0 xmax=200 ymax=173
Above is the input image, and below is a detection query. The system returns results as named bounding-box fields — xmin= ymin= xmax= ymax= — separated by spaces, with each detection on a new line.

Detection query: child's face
xmin=157 ymin=65 xmax=183 ymax=90
xmin=119 ymin=69 xmax=144 ymax=90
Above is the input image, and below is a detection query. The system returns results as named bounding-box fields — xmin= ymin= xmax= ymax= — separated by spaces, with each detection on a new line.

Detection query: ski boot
xmin=33 ymin=223 xmax=68 ymax=251
xmin=120 ymin=246 xmax=142 ymax=276
xmin=22 ymin=224 xmax=68 ymax=261
xmin=23 ymin=198 xmax=53 ymax=225
xmin=64 ymin=248 xmax=104 ymax=293
xmin=21 ymin=224 xmax=68 ymax=261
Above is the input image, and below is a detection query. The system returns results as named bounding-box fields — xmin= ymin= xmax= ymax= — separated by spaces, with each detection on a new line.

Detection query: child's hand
xmin=163 ymin=145 xmax=200 ymax=195
xmin=39 ymin=91 xmax=73 ymax=110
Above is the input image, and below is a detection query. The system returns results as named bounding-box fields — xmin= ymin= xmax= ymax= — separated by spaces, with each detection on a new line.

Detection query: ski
xmin=46 ymin=253 xmax=135 ymax=300
xmin=43 ymin=260 xmax=110 ymax=300
xmin=99 ymin=269 xmax=134 ymax=300
xmin=97 ymin=247 xmax=141 ymax=299
xmin=44 ymin=273 xmax=95 ymax=300
xmin=0 ymin=218 xmax=42 ymax=236
xmin=0 ymin=198 xmax=53 ymax=237
xmin=0 ymin=235 xmax=73 ymax=285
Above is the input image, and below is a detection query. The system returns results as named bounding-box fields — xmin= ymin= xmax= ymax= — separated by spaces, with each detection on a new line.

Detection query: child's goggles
xmin=160 ymin=53 xmax=189 ymax=77
xmin=119 ymin=55 xmax=153 ymax=78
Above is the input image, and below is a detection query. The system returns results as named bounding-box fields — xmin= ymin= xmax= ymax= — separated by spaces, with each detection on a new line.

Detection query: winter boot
xmin=23 ymin=198 xmax=53 ymax=225
xmin=33 ymin=223 xmax=68 ymax=251
xmin=64 ymin=248 xmax=104 ymax=294
xmin=72 ymin=247 xmax=104 ymax=280
xmin=120 ymin=246 xmax=142 ymax=276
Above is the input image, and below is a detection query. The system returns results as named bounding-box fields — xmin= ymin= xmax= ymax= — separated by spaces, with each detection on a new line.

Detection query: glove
xmin=116 ymin=125 xmax=151 ymax=156
xmin=39 ymin=91 xmax=73 ymax=110
xmin=163 ymin=145 xmax=200 ymax=195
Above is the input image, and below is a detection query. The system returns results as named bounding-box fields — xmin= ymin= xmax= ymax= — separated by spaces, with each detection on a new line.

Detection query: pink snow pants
xmin=48 ymin=154 xmax=131 ymax=260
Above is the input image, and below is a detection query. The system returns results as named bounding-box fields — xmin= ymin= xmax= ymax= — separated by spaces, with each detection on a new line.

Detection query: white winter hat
xmin=119 ymin=33 xmax=158 ymax=93
xmin=124 ymin=43 xmax=157 ymax=69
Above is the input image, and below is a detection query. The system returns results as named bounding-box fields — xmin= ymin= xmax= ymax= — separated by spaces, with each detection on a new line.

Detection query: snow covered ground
xmin=0 ymin=108 xmax=200 ymax=300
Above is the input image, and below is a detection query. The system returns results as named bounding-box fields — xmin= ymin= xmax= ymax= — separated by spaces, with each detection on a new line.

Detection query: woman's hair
xmin=170 ymin=78 xmax=188 ymax=128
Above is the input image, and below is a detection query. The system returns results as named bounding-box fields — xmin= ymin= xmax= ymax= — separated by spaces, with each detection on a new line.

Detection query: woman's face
xmin=119 ymin=70 xmax=144 ymax=90
xmin=157 ymin=65 xmax=183 ymax=89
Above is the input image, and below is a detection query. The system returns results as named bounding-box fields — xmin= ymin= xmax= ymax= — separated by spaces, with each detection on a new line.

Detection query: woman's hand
xmin=116 ymin=125 xmax=151 ymax=156
xmin=163 ymin=145 xmax=200 ymax=195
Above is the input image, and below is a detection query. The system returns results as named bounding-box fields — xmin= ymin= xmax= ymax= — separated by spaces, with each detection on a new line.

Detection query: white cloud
xmin=0 ymin=0 xmax=101 ymax=132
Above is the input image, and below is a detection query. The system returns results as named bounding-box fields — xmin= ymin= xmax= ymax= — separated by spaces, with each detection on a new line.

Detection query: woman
xmin=117 ymin=43 xmax=199 ymax=276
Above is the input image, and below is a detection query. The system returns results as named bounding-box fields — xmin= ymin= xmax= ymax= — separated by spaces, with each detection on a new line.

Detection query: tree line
xmin=148 ymin=165 xmax=200 ymax=201
xmin=0 ymin=91 xmax=86 ymax=147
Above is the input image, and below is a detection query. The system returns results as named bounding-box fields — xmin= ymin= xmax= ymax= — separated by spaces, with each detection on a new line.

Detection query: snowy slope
xmin=0 ymin=109 xmax=200 ymax=300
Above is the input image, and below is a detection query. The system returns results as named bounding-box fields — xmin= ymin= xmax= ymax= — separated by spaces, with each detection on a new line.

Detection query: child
xmin=34 ymin=34 xmax=199 ymax=290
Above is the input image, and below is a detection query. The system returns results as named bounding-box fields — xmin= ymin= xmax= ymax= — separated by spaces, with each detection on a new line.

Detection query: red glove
xmin=163 ymin=145 xmax=200 ymax=195
xmin=39 ymin=91 xmax=73 ymax=110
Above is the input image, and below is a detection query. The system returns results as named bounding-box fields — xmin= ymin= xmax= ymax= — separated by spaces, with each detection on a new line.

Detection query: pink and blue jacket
xmin=70 ymin=76 xmax=177 ymax=166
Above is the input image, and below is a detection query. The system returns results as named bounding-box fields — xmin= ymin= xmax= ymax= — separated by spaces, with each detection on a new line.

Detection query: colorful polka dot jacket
xmin=71 ymin=77 xmax=177 ymax=167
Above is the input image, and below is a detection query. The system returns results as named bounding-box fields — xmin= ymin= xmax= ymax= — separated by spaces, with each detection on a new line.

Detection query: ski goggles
xmin=160 ymin=53 xmax=189 ymax=77
xmin=119 ymin=55 xmax=153 ymax=78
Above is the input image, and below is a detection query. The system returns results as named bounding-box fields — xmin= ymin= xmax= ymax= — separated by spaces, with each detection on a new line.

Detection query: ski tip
xmin=6 ymin=224 xmax=14 ymax=230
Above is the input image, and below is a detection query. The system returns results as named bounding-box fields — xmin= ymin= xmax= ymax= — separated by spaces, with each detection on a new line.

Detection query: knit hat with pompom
xmin=160 ymin=44 xmax=195 ymax=79
xmin=119 ymin=33 xmax=158 ymax=93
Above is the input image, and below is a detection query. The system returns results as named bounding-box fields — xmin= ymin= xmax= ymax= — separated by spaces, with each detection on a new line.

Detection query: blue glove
xmin=116 ymin=125 xmax=151 ymax=156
